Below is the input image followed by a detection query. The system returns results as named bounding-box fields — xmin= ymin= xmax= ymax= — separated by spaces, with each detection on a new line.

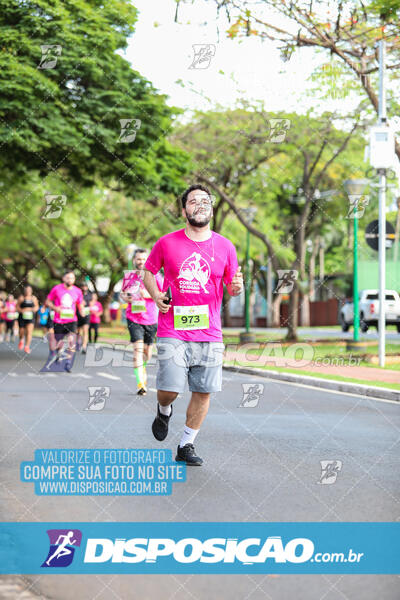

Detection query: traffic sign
xmin=365 ymin=219 xmax=395 ymax=251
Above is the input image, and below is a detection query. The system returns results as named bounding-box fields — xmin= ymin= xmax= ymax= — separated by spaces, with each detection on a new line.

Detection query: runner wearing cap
xmin=143 ymin=184 xmax=243 ymax=466
xmin=125 ymin=248 xmax=163 ymax=396
xmin=45 ymin=271 xmax=84 ymax=372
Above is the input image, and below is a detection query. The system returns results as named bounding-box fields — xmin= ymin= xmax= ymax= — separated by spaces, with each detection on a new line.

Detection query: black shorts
xmin=127 ymin=320 xmax=157 ymax=344
xmin=77 ymin=314 xmax=90 ymax=327
xmin=54 ymin=322 xmax=78 ymax=335
xmin=18 ymin=315 xmax=34 ymax=327
xmin=5 ymin=320 xmax=15 ymax=331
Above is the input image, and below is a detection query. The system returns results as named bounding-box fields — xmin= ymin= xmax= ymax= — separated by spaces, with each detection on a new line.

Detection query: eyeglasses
xmin=186 ymin=197 xmax=214 ymax=208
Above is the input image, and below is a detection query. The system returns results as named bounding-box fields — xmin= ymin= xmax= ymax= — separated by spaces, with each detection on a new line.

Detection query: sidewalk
xmin=223 ymin=349 xmax=399 ymax=385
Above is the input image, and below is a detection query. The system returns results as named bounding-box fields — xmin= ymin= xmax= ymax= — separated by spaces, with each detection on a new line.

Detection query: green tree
xmin=172 ymin=106 xmax=366 ymax=339
xmin=0 ymin=0 xmax=187 ymax=195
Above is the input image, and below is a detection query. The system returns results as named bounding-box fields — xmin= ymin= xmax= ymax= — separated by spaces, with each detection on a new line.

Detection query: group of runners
xmin=0 ymin=282 xmax=103 ymax=356
xmin=1 ymin=184 xmax=243 ymax=465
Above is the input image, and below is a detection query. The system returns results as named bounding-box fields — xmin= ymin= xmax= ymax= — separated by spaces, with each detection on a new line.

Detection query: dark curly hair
xmin=181 ymin=184 xmax=211 ymax=210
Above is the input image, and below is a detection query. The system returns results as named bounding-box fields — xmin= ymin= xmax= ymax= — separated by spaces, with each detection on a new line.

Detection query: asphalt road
xmin=0 ymin=337 xmax=399 ymax=599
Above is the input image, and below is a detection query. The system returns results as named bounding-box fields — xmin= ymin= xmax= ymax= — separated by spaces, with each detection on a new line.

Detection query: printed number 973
xmin=181 ymin=315 xmax=200 ymax=324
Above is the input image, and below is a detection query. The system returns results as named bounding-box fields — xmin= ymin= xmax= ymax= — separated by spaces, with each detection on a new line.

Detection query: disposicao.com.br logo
xmin=82 ymin=536 xmax=363 ymax=565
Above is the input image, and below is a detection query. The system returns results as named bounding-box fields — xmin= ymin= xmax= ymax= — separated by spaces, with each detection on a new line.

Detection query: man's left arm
xmin=224 ymin=244 xmax=243 ymax=296
xmin=226 ymin=266 xmax=243 ymax=296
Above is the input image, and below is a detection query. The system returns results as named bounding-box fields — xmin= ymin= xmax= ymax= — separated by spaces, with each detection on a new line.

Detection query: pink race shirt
xmin=89 ymin=301 xmax=103 ymax=324
xmin=126 ymin=272 xmax=163 ymax=325
xmin=47 ymin=283 xmax=83 ymax=324
xmin=145 ymin=229 xmax=238 ymax=342
xmin=5 ymin=301 xmax=17 ymax=321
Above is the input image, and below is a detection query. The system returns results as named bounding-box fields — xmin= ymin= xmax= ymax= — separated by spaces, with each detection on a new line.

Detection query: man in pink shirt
xmin=144 ymin=184 xmax=243 ymax=466
xmin=46 ymin=271 xmax=84 ymax=372
xmin=125 ymin=248 xmax=163 ymax=395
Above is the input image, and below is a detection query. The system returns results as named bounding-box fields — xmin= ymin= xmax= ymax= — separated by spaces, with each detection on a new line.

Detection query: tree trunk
xmin=271 ymin=294 xmax=282 ymax=327
xmin=286 ymin=282 xmax=299 ymax=341
xmin=300 ymin=291 xmax=310 ymax=327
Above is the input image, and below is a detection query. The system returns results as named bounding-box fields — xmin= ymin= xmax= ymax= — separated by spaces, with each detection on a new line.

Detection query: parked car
xmin=339 ymin=289 xmax=400 ymax=332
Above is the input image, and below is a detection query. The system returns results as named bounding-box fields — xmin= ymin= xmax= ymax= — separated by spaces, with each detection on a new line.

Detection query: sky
xmin=120 ymin=0 xmax=400 ymax=202
xmin=122 ymin=0 xmax=353 ymax=118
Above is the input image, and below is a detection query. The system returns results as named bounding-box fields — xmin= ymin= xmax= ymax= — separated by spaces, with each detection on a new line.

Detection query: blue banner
xmin=0 ymin=522 xmax=398 ymax=574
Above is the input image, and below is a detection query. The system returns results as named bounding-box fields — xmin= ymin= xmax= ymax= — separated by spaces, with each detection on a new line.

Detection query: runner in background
xmin=16 ymin=285 xmax=39 ymax=354
xmin=125 ymin=248 xmax=163 ymax=396
xmin=0 ymin=293 xmax=7 ymax=342
xmin=4 ymin=294 xmax=18 ymax=342
xmin=89 ymin=293 xmax=103 ymax=343
xmin=77 ymin=282 xmax=92 ymax=354
xmin=46 ymin=271 xmax=84 ymax=373
xmin=38 ymin=304 xmax=50 ymax=337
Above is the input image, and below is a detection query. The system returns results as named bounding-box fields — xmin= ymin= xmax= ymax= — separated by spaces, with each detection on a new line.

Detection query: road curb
xmin=223 ymin=365 xmax=400 ymax=402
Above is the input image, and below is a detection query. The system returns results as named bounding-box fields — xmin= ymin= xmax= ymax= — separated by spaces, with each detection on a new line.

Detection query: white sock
xmin=158 ymin=403 xmax=172 ymax=416
xmin=179 ymin=426 xmax=199 ymax=448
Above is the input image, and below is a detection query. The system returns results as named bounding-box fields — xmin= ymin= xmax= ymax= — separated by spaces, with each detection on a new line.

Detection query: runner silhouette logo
xmin=41 ymin=529 xmax=82 ymax=568
xmin=178 ymin=252 xmax=211 ymax=294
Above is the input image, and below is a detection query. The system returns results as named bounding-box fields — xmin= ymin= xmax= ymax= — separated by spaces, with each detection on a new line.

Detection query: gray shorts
xmin=156 ymin=337 xmax=225 ymax=394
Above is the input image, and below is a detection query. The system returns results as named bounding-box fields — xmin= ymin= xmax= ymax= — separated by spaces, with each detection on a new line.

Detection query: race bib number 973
xmin=173 ymin=305 xmax=209 ymax=330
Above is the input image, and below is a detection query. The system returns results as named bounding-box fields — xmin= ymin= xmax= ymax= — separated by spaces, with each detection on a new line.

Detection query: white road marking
xmin=96 ymin=372 xmax=121 ymax=380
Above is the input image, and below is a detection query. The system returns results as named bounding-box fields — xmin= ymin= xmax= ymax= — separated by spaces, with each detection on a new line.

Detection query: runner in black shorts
xmin=124 ymin=248 xmax=163 ymax=395
xmin=4 ymin=294 xmax=18 ymax=342
xmin=77 ymin=283 xmax=92 ymax=354
xmin=46 ymin=271 xmax=84 ymax=372
xmin=16 ymin=286 xmax=39 ymax=354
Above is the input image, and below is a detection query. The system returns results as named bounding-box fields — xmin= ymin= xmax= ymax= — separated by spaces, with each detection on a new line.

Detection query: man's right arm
xmin=45 ymin=289 xmax=57 ymax=312
xmin=143 ymin=270 xmax=170 ymax=313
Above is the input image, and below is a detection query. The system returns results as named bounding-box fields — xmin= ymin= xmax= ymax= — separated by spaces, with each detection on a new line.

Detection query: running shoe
xmin=24 ymin=346 xmax=31 ymax=354
xmin=175 ymin=443 xmax=203 ymax=466
xmin=18 ymin=340 xmax=24 ymax=350
xmin=152 ymin=404 xmax=173 ymax=441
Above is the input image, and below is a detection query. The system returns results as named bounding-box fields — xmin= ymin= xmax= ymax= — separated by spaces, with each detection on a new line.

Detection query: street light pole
xmin=344 ymin=179 xmax=368 ymax=350
xmin=378 ymin=39 xmax=386 ymax=367
xmin=353 ymin=204 xmax=360 ymax=342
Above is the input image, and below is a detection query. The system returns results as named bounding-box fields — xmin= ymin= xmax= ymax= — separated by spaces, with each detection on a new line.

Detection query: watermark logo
xmin=239 ymin=383 xmax=264 ymax=407
xmin=42 ymin=194 xmax=67 ymax=219
xmin=38 ymin=45 xmax=62 ymax=69
xmin=274 ymin=270 xmax=298 ymax=293
xmin=40 ymin=335 xmax=81 ymax=373
xmin=86 ymin=386 xmax=110 ymax=411
xmin=118 ymin=119 xmax=141 ymax=143
xmin=178 ymin=252 xmax=211 ymax=294
xmin=189 ymin=44 xmax=216 ymax=69
xmin=41 ymin=529 xmax=82 ymax=567
xmin=268 ymin=118 xmax=291 ymax=143
xmin=346 ymin=195 xmax=369 ymax=219
xmin=318 ymin=460 xmax=342 ymax=485
xmin=119 ymin=270 xmax=142 ymax=304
